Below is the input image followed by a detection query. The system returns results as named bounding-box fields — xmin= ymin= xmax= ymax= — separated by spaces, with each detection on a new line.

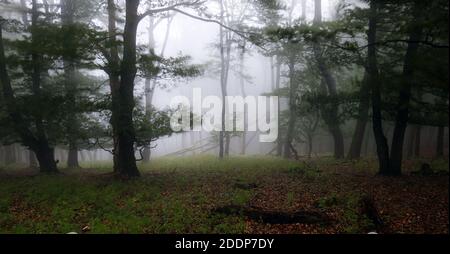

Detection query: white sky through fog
xmin=135 ymin=0 xmax=341 ymax=109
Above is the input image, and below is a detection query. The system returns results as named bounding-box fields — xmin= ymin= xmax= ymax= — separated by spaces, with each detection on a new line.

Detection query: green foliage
xmin=134 ymin=105 xmax=174 ymax=151
xmin=137 ymin=53 xmax=203 ymax=88
xmin=1 ymin=155 xmax=291 ymax=233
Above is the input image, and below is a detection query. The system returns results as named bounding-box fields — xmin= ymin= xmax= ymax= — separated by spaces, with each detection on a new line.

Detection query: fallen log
xmin=212 ymin=205 xmax=330 ymax=225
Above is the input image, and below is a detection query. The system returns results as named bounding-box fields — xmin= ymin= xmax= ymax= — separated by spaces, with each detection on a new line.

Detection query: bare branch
xmin=171 ymin=8 xmax=265 ymax=50
xmin=138 ymin=0 xmax=204 ymax=22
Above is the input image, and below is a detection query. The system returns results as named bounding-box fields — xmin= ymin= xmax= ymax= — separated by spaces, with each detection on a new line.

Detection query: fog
xmin=0 ymin=0 xmax=448 ymax=167
xmin=134 ymin=0 xmax=341 ymax=159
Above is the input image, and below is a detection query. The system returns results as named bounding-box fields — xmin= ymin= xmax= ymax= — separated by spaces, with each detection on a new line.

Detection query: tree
xmin=366 ymin=0 xmax=390 ymax=174
xmin=388 ymin=0 xmax=427 ymax=175
xmin=102 ymin=0 xmax=204 ymax=177
xmin=142 ymin=11 xmax=175 ymax=162
xmin=312 ymin=0 xmax=345 ymax=159
xmin=0 ymin=1 xmax=59 ymax=173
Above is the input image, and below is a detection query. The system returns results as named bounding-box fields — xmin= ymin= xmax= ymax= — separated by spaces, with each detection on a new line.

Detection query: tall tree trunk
xmin=142 ymin=14 xmax=174 ymax=162
xmin=275 ymin=56 xmax=282 ymax=156
xmin=1 ymin=29 xmax=58 ymax=171
xmin=313 ymin=0 xmax=344 ymax=159
xmin=436 ymin=126 xmax=444 ymax=158
xmin=367 ymin=1 xmax=390 ymax=175
xmin=107 ymin=0 xmax=121 ymax=172
xmin=142 ymin=15 xmax=156 ymax=163
xmin=218 ymin=0 xmax=225 ymax=158
xmin=389 ymin=1 xmax=424 ymax=175
xmin=283 ymin=59 xmax=297 ymax=158
xmin=283 ymin=0 xmax=299 ymax=158
xmin=218 ymin=0 xmax=231 ymax=159
xmin=239 ymin=44 xmax=247 ymax=155
xmin=115 ymin=0 xmax=140 ymax=177
xmin=347 ymin=74 xmax=370 ymax=159
xmin=62 ymin=0 xmax=80 ymax=168
xmin=31 ymin=0 xmax=58 ymax=172
xmin=1 ymin=19 xmax=58 ymax=173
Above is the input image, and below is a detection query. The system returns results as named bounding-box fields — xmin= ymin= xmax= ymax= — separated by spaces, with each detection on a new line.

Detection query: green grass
xmin=0 ymin=155 xmax=299 ymax=234
xmin=0 ymin=155 xmax=447 ymax=234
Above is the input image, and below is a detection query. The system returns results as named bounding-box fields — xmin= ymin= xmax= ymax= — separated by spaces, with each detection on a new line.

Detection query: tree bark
xmin=218 ymin=0 xmax=231 ymax=159
xmin=107 ymin=0 xmax=121 ymax=172
xmin=275 ymin=56 xmax=282 ymax=156
xmin=240 ymin=46 xmax=247 ymax=155
xmin=283 ymin=59 xmax=297 ymax=158
xmin=367 ymin=0 xmax=390 ymax=175
xmin=313 ymin=0 xmax=344 ymax=159
xmin=1 ymin=19 xmax=58 ymax=172
xmin=389 ymin=1 xmax=424 ymax=175
xmin=61 ymin=0 xmax=80 ymax=168
xmin=67 ymin=146 xmax=79 ymax=168
xmin=347 ymin=74 xmax=370 ymax=159
xmin=142 ymin=14 xmax=174 ymax=162
xmin=114 ymin=0 xmax=140 ymax=177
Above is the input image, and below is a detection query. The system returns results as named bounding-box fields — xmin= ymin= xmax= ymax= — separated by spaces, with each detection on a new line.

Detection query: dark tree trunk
xmin=283 ymin=60 xmax=297 ymax=159
xmin=67 ymin=146 xmax=79 ymax=168
xmin=67 ymin=147 xmax=79 ymax=167
xmin=367 ymin=1 xmax=390 ymax=175
xmin=347 ymin=74 xmax=370 ymax=159
xmin=62 ymin=0 xmax=80 ymax=168
xmin=107 ymin=0 xmax=122 ymax=173
xmin=34 ymin=143 xmax=58 ymax=173
xmin=239 ymin=45 xmax=247 ymax=155
xmin=275 ymin=56 xmax=283 ymax=157
xmin=436 ymin=126 xmax=444 ymax=158
xmin=115 ymin=0 xmax=140 ymax=177
xmin=31 ymin=0 xmax=58 ymax=173
xmin=389 ymin=1 xmax=424 ymax=175
xmin=0 ymin=2 xmax=58 ymax=173
xmin=0 ymin=25 xmax=58 ymax=173
xmin=313 ymin=0 xmax=344 ymax=159
xmin=110 ymin=77 xmax=121 ymax=172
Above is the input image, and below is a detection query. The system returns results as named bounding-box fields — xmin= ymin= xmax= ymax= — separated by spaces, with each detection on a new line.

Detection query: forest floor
xmin=0 ymin=155 xmax=448 ymax=234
